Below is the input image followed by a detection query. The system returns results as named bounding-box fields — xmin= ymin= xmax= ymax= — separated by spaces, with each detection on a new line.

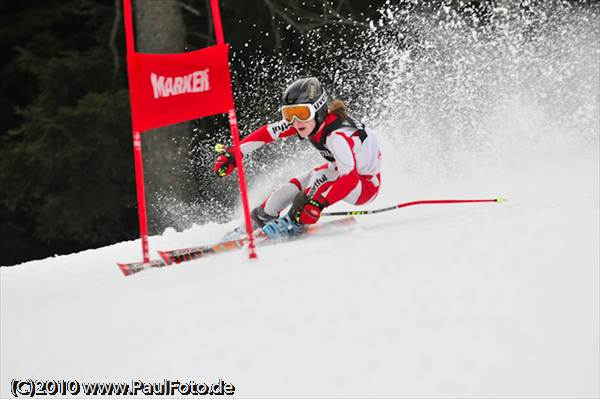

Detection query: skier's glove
xmin=295 ymin=194 xmax=329 ymax=225
xmin=214 ymin=144 xmax=238 ymax=177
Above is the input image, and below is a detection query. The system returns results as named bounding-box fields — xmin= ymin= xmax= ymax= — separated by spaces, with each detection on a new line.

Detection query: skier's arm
xmin=238 ymin=120 xmax=296 ymax=155
xmin=214 ymin=120 xmax=296 ymax=176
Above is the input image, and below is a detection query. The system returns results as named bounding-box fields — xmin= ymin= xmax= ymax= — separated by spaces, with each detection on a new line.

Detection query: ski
xmin=117 ymin=259 xmax=166 ymax=276
xmin=158 ymin=216 xmax=357 ymax=266
xmin=157 ymin=233 xmax=263 ymax=265
xmin=117 ymin=217 xmax=356 ymax=276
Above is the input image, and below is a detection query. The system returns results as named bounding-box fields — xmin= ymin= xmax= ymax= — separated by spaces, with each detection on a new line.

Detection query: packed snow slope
xmin=1 ymin=142 xmax=598 ymax=398
xmin=2 ymin=2 xmax=599 ymax=398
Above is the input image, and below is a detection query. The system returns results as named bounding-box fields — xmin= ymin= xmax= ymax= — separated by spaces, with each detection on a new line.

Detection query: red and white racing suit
xmin=239 ymin=112 xmax=382 ymax=217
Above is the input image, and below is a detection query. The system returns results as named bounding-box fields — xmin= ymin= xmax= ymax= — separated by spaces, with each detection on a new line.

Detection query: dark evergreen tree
xmin=0 ymin=0 xmax=136 ymax=265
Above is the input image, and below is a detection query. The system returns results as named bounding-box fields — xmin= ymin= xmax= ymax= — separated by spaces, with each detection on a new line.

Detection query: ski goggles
xmin=281 ymin=90 xmax=327 ymax=123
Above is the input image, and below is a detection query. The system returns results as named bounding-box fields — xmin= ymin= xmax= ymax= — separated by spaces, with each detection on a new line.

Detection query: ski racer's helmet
xmin=281 ymin=77 xmax=328 ymax=134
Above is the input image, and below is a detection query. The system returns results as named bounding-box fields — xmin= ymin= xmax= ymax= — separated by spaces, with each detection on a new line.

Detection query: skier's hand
xmin=295 ymin=194 xmax=329 ymax=225
xmin=214 ymin=144 xmax=238 ymax=177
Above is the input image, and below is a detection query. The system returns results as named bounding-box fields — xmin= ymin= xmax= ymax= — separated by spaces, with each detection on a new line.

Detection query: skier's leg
xmin=310 ymin=172 xmax=381 ymax=206
xmin=340 ymin=173 xmax=381 ymax=205
xmin=261 ymin=163 xmax=338 ymax=217
xmin=252 ymin=167 xmax=315 ymax=228
xmin=261 ymin=164 xmax=336 ymax=239
xmin=256 ymin=183 xmax=299 ymax=221
xmin=250 ymin=187 xmax=294 ymax=228
xmin=287 ymin=163 xmax=339 ymax=217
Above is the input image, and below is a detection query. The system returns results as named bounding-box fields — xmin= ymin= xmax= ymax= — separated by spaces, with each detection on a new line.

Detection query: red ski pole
xmin=322 ymin=197 xmax=505 ymax=217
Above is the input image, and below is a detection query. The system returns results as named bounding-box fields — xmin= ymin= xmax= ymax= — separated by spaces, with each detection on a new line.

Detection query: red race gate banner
xmin=127 ymin=44 xmax=234 ymax=132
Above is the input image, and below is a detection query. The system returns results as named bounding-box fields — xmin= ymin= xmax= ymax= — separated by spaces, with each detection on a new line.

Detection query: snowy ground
xmin=1 ymin=141 xmax=598 ymax=397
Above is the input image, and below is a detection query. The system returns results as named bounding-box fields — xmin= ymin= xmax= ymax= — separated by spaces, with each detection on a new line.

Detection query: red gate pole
xmin=210 ymin=0 xmax=257 ymax=259
xmin=132 ymin=131 xmax=150 ymax=262
xmin=123 ymin=0 xmax=150 ymax=262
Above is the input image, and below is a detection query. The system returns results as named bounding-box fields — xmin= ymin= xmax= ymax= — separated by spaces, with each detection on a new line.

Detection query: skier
xmin=214 ymin=77 xmax=382 ymax=239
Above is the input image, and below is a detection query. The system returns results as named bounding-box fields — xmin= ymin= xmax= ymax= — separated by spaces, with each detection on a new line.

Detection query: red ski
xmin=117 ymin=259 xmax=166 ymax=276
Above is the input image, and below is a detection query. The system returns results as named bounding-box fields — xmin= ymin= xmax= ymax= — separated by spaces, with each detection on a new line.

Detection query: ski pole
xmin=322 ymin=197 xmax=505 ymax=217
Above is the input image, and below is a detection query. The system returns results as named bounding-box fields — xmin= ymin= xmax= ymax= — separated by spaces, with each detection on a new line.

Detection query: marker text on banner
xmin=127 ymin=44 xmax=234 ymax=132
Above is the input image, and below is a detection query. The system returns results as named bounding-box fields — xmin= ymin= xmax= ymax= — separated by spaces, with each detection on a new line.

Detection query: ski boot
xmin=261 ymin=214 xmax=304 ymax=240
xmin=260 ymin=190 xmax=309 ymax=240
xmin=220 ymin=206 xmax=277 ymax=242
xmin=251 ymin=206 xmax=277 ymax=229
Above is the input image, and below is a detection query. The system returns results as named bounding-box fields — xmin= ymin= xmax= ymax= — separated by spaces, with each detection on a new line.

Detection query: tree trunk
xmin=134 ymin=0 xmax=191 ymax=232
